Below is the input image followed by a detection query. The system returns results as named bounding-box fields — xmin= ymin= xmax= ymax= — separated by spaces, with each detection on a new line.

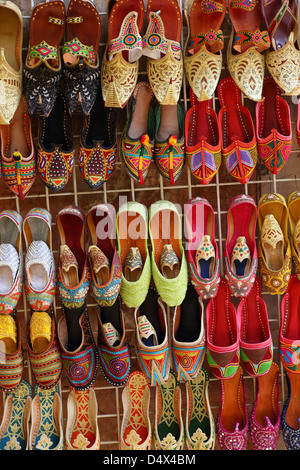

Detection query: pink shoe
xmin=206 ymin=278 xmax=239 ymax=379
xmin=237 ymin=277 xmax=273 ymax=377
xmin=225 ymin=194 xmax=258 ymax=297
xmin=216 ymin=366 xmax=248 ymax=450
xmin=185 ymin=197 xmax=220 ymax=300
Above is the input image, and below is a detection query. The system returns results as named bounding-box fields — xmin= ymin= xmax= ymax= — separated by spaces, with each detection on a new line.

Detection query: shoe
xmin=134 ymin=287 xmax=171 ymax=386
xmin=116 ymin=201 xmax=151 ymax=308
xmin=258 ymin=193 xmax=291 ymax=295
xmin=0 ymin=96 xmax=36 ymax=200
xmin=0 ymin=313 xmax=23 ymax=392
xmin=0 ymin=210 xmax=23 ymax=315
xmin=37 ymin=92 xmax=74 ymax=192
xmin=262 ymin=0 xmax=300 ymax=95
xmin=172 ymin=284 xmax=205 ymax=382
xmin=120 ymin=370 xmax=151 ymax=450
xmin=249 ymin=362 xmax=280 ymax=450
xmin=120 ymin=82 xmax=155 ymax=185
xmin=65 ymin=386 xmax=100 ymax=450
xmin=281 ymin=371 xmax=300 ymax=450
xmin=185 ymin=90 xmax=221 ymax=185
xmin=185 ymin=197 xmax=220 ymax=299
xmin=153 ymin=369 xmax=184 ymax=450
xmin=0 ymin=380 xmax=31 ymax=450
xmin=183 ymin=0 xmax=226 ymax=101
xmin=227 ymin=0 xmax=270 ymax=101
xmin=154 ymin=104 xmax=185 ymax=184
xmin=0 ymin=1 xmax=23 ymax=124
xmin=216 ymin=365 xmax=248 ymax=450
xmin=101 ymin=0 xmax=144 ymax=108
xmin=62 ymin=0 xmax=101 ymax=115
xmin=149 ymin=200 xmax=188 ymax=306
xmin=297 ymin=99 xmax=300 ymax=148
xmin=23 ymin=0 xmax=66 ymax=117
xmin=97 ymin=298 xmax=131 ymax=386
xmin=28 ymin=384 xmax=63 ymax=450
xmin=79 ymin=86 xmax=118 ymax=189
xmin=225 ymin=194 xmax=258 ymax=297
xmin=185 ymin=368 xmax=215 ymax=450
xmin=86 ymin=204 xmax=121 ymax=307
xmin=287 ymin=191 xmax=300 ymax=281
xmin=256 ymin=75 xmax=292 ymax=175
xmin=237 ymin=277 xmax=273 ymax=377
xmin=206 ymin=278 xmax=240 ymax=379
xmin=218 ymin=77 xmax=257 ymax=184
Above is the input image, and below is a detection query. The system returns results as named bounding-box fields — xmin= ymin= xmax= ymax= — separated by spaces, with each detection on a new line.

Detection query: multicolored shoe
xmin=28 ymin=385 xmax=63 ymax=450
xmin=134 ymin=287 xmax=171 ymax=386
xmin=185 ymin=369 xmax=216 ymax=450
xmin=0 ymin=210 xmax=23 ymax=315
xmin=149 ymin=200 xmax=188 ymax=307
xmin=225 ymin=194 xmax=258 ymax=297
xmin=0 ymin=380 xmax=32 ymax=450
xmin=185 ymin=197 xmax=220 ymax=299
xmin=237 ymin=277 xmax=273 ymax=377
xmin=172 ymin=284 xmax=205 ymax=382
xmin=153 ymin=369 xmax=184 ymax=451
xmin=120 ymin=371 xmax=151 ymax=450
xmin=86 ymin=204 xmax=121 ymax=307
xmin=97 ymin=298 xmax=131 ymax=386
xmin=0 ymin=313 xmax=23 ymax=392
xmin=206 ymin=278 xmax=240 ymax=379
xmin=120 ymin=82 xmax=155 ymax=185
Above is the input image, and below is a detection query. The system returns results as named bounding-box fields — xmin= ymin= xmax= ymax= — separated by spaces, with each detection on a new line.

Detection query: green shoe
xmin=149 ymin=200 xmax=188 ymax=306
xmin=116 ymin=201 xmax=151 ymax=308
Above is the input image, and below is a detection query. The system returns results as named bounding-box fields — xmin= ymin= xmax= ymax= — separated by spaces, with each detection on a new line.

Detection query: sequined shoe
xmin=153 ymin=369 xmax=184 ymax=450
xmin=185 ymin=197 xmax=220 ymax=299
xmin=0 ymin=313 xmax=23 ymax=392
xmin=225 ymin=194 xmax=258 ymax=297
xmin=172 ymin=284 xmax=205 ymax=382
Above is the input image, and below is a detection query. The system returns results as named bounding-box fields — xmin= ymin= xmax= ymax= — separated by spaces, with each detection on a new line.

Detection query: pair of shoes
xmin=256 ymin=76 xmax=292 ymax=175
xmin=24 ymin=0 xmax=101 ymax=117
xmin=134 ymin=284 xmax=205 ymax=385
xmin=224 ymin=194 xmax=258 ymax=297
xmin=102 ymin=0 xmax=183 ymax=109
xmin=185 ymin=197 xmax=220 ymax=299
xmin=0 ymin=96 xmax=36 ymax=199
xmin=206 ymin=277 xmax=273 ymax=379
xmin=120 ymin=82 xmax=185 ymax=185
xmin=217 ymin=77 xmax=257 ymax=184
xmin=0 ymin=1 xmax=23 ymax=125
xmin=258 ymin=192 xmax=292 ymax=295
xmin=185 ymin=90 xmax=222 ymax=185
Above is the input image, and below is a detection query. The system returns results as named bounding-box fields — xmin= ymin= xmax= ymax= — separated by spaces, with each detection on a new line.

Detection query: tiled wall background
xmin=1 ymin=0 xmax=300 ymax=450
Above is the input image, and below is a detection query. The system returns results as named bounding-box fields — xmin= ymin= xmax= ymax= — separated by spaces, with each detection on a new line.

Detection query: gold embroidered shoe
xmin=0 ymin=1 xmax=23 ymax=125
xmin=258 ymin=193 xmax=291 ymax=295
xmin=227 ymin=0 xmax=270 ymax=101
xmin=143 ymin=0 xmax=183 ymax=105
xmin=183 ymin=0 xmax=226 ymax=101
xmin=101 ymin=0 xmax=144 ymax=108
xmin=288 ymin=191 xmax=300 ymax=281
xmin=0 ymin=313 xmax=23 ymax=393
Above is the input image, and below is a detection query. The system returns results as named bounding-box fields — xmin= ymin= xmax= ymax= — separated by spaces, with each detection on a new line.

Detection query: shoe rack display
xmin=1 ymin=0 xmax=300 ymax=452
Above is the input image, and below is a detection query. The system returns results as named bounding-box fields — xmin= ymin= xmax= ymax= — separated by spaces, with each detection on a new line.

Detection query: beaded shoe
xmin=0 ymin=313 xmax=23 ymax=392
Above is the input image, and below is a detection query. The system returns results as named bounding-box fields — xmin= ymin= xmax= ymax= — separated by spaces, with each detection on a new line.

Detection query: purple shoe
xmin=249 ymin=362 xmax=280 ymax=450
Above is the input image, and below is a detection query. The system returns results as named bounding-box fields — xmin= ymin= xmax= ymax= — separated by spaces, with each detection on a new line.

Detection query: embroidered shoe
xmin=0 ymin=210 xmax=23 ymax=315
xmin=185 ymin=197 xmax=220 ymax=299
xmin=172 ymin=284 xmax=205 ymax=382
xmin=185 ymin=368 xmax=216 ymax=450
xmin=237 ymin=277 xmax=273 ymax=377
xmin=120 ymin=371 xmax=151 ymax=450
xmin=86 ymin=204 xmax=121 ymax=307
xmin=28 ymin=384 xmax=63 ymax=450
xmin=206 ymin=278 xmax=240 ymax=379
xmin=225 ymin=194 xmax=258 ymax=297
xmin=153 ymin=369 xmax=184 ymax=451
xmin=134 ymin=287 xmax=171 ymax=386
xmin=116 ymin=201 xmax=151 ymax=308
xmin=287 ymin=191 xmax=300 ymax=281
xmin=97 ymin=298 xmax=131 ymax=386
xmin=0 ymin=313 xmax=23 ymax=392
